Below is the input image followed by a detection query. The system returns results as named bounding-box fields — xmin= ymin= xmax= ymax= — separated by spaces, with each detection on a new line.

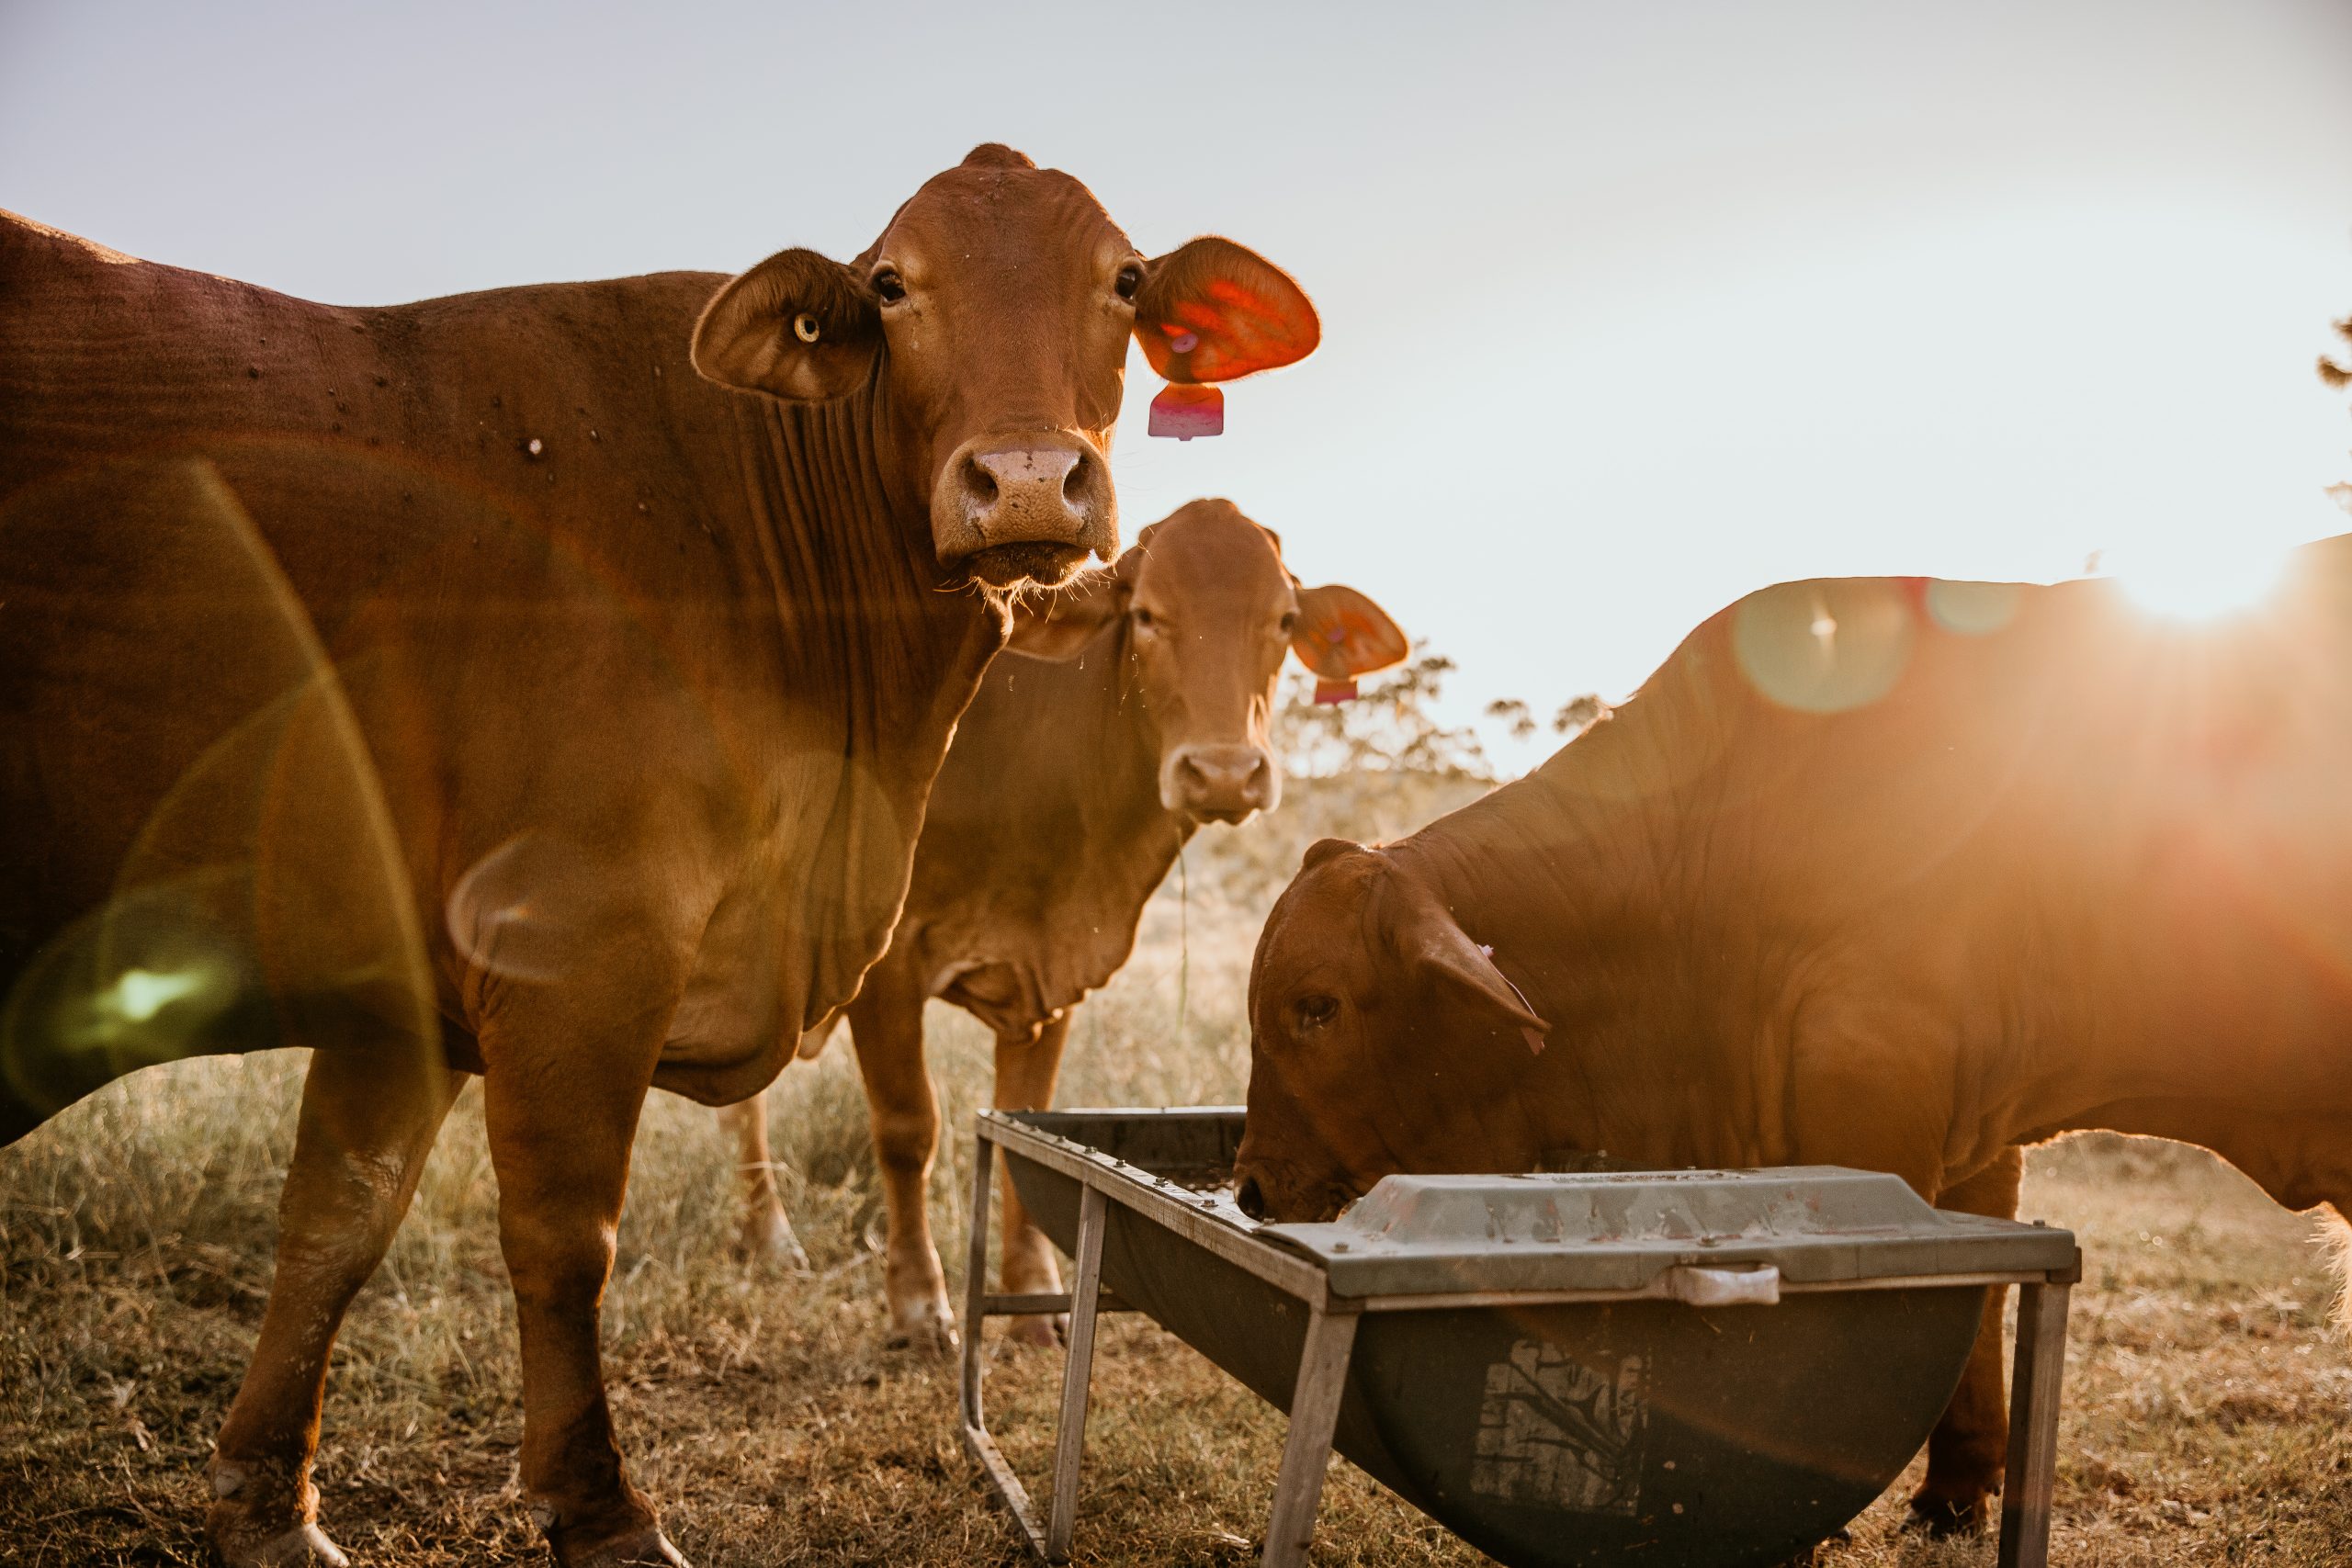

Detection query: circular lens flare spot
xmin=1733 ymin=579 xmax=1915 ymax=714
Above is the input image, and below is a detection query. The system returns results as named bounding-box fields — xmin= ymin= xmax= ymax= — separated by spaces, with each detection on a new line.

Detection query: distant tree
xmin=1276 ymin=648 xmax=1496 ymax=780
xmin=2329 ymin=317 xmax=2351 ymax=515
xmin=1484 ymin=697 xmax=1537 ymax=743
xmin=1553 ymin=694 xmax=1607 ymax=735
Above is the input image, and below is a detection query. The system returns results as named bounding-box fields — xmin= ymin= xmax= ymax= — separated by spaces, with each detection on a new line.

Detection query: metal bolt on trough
xmin=960 ymin=1108 xmax=2079 ymax=1568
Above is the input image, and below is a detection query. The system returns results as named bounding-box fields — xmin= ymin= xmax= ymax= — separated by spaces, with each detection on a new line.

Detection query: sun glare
xmin=2112 ymin=543 xmax=2290 ymax=622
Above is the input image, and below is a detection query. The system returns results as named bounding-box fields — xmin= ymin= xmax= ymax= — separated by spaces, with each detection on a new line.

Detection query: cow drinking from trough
xmin=0 ymin=145 xmax=1321 ymax=1566
xmin=1233 ymin=536 xmax=2352 ymax=1532
xmin=718 ymin=497 xmax=1406 ymax=1348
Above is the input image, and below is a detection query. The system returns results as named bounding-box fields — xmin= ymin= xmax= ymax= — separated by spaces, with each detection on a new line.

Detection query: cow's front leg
xmin=994 ymin=1010 xmax=1074 ymax=1346
xmin=846 ymin=958 xmax=955 ymax=1351
xmin=716 ymin=1092 xmax=809 ymax=1269
xmin=209 ymin=1043 xmax=466 ymax=1567
xmin=483 ymin=998 xmax=683 ymax=1567
xmin=1911 ymin=1146 xmax=2025 ymax=1533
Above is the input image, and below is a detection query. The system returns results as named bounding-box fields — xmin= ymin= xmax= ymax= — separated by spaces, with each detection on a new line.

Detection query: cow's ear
xmin=692 ymin=248 xmax=880 ymax=402
xmin=1301 ymin=837 xmax=1363 ymax=874
xmin=1399 ymin=908 xmax=1550 ymax=1055
xmin=1291 ymin=585 xmax=1408 ymax=680
xmin=1134 ymin=237 xmax=1319 ymax=383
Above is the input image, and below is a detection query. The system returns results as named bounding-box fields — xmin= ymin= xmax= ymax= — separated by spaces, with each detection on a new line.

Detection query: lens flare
xmin=2113 ymin=543 xmax=2289 ymax=622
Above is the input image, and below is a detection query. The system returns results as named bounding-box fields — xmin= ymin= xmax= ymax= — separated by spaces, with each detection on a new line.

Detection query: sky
xmin=6 ymin=0 xmax=2350 ymax=772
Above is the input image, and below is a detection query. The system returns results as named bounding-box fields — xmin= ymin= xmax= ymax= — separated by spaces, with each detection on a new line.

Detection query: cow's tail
xmin=2323 ymin=1204 xmax=2352 ymax=1343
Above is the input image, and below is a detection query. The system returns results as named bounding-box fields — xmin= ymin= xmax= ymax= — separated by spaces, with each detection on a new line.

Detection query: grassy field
xmin=5 ymin=852 xmax=2350 ymax=1565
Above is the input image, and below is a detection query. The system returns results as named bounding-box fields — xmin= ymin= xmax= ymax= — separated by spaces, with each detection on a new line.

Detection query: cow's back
xmin=0 ymin=215 xmax=809 ymax=1124
xmin=1662 ymin=541 xmax=2352 ymax=1118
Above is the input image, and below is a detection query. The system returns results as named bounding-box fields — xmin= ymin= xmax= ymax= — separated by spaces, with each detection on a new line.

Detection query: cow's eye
xmin=1278 ymin=611 xmax=1298 ymax=636
xmin=873 ymin=269 xmax=907 ymax=305
xmin=1114 ymin=264 xmax=1143 ymax=302
xmin=1293 ymin=994 xmax=1339 ymax=1032
xmin=1132 ymin=608 xmax=1154 ymax=630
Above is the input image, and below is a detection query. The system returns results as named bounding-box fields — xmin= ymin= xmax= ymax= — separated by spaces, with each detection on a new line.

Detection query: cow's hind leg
xmin=1909 ymin=1146 xmax=2024 ymax=1534
xmin=995 ymin=1010 xmax=1074 ymax=1347
xmin=716 ymin=1092 xmax=809 ymax=1269
xmin=209 ymin=1046 xmax=467 ymax=1567
xmin=846 ymin=959 xmax=956 ymax=1352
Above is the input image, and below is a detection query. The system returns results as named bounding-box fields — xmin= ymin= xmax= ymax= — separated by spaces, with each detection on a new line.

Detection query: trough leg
xmin=1261 ymin=1304 xmax=1362 ymax=1568
xmin=1045 ymin=1183 xmax=1110 ymax=1562
xmin=961 ymin=1133 xmax=1048 ymax=1557
xmin=1996 ymin=1276 xmax=2073 ymax=1568
xmin=995 ymin=1012 xmax=1076 ymax=1344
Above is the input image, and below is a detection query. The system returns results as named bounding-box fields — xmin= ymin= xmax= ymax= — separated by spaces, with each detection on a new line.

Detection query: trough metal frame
xmin=959 ymin=1110 xmax=2083 ymax=1568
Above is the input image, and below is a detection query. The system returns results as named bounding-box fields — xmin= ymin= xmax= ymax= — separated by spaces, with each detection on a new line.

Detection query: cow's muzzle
xmin=1229 ymin=1158 xmax=1353 ymax=1224
xmin=934 ymin=432 xmax=1115 ymax=586
xmin=1161 ymin=743 xmax=1279 ymax=824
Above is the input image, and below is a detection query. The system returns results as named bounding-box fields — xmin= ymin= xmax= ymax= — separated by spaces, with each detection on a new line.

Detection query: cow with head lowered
xmin=0 ymin=145 xmax=1319 ymax=1566
xmin=1235 ymin=536 xmax=2352 ymax=1533
xmin=718 ymin=497 xmax=1405 ymax=1348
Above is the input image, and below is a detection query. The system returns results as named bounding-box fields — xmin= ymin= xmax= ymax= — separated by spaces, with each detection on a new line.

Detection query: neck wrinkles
xmin=724 ymin=373 xmax=1006 ymax=1025
xmin=732 ymin=371 xmax=993 ymax=758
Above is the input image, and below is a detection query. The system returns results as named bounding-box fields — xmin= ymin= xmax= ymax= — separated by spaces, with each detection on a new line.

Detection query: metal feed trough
xmin=960 ymin=1108 xmax=2080 ymax=1568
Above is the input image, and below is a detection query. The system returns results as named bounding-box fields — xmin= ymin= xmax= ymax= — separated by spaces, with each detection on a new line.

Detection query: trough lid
xmin=1259 ymin=1167 xmax=2077 ymax=1299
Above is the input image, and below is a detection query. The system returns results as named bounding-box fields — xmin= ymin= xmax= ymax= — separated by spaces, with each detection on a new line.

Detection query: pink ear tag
xmin=1313 ymin=679 xmax=1357 ymax=704
xmin=1148 ymin=382 xmax=1223 ymax=440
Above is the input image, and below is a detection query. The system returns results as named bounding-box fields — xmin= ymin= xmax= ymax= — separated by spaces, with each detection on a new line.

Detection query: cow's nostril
xmin=1236 ymin=1175 xmax=1267 ymax=1220
xmin=962 ymin=455 xmax=999 ymax=506
xmin=1062 ymin=448 xmax=1091 ymax=504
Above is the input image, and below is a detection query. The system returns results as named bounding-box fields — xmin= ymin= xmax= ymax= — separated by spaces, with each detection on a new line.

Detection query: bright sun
xmin=2112 ymin=542 xmax=2290 ymax=622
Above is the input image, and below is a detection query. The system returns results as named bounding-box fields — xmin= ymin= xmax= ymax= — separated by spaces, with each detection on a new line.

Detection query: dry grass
xmin=5 ymin=868 xmax=2349 ymax=1565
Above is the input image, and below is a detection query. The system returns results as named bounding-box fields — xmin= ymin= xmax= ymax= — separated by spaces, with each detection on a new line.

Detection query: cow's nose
xmin=1163 ymin=744 xmax=1278 ymax=823
xmin=934 ymin=432 xmax=1115 ymax=584
xmin=1235 ymin=1174 xmax=1268 ymax=1221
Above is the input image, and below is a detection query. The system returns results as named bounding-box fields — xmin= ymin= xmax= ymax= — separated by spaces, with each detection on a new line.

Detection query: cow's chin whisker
xmin=961 ymin=541 xmax=1091 ymax=591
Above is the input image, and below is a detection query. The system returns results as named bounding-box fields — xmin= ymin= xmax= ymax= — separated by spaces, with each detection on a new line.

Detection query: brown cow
xmin=719 ymin=497 xmax=1405 ymax=1348
xmin=1233 ymin=536 xmax=2352 ymax=1533
xmin=0 ymin=146 xmax=1320 ymax=1566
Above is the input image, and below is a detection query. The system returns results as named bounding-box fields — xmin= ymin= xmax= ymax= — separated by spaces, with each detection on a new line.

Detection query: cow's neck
xmin=918 ymin=621 xmax=1186 ymax=1025
xmin=1394 ymin=671 xmax=1767 ymax=1168
xmin=729 ymin=378 xmax=1008 ymax=1024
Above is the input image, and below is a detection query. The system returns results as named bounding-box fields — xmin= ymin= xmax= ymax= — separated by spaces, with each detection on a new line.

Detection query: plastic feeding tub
xmin=960 ymin=1108 xmax=2079 ymax=1568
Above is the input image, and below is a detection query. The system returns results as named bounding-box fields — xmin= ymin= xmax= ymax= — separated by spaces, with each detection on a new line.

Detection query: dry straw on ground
xmin=6 ymin=829 xmax=2349 ymax=1565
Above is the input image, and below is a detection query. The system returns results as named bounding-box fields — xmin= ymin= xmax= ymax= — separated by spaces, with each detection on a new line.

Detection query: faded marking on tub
xmin=1469 ymin=1341 xmax=1647 ymax=1514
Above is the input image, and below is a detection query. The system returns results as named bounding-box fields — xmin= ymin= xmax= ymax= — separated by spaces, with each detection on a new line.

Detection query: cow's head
xmin=691 ymin=145 xmax=1320 ymax=591
xmin=1011 ymin=499 xmax=1405 ymax=823
xmin=1232 ymin=840 xmax=1553 ymax=1222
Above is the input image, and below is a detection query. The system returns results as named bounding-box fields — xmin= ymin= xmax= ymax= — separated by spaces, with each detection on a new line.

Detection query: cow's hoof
xmin=210 ymin=1520 xmax=350 ymax=1568
xmin=738 ymin=1209 xmax=811 ymax=1273
xmin=884 ymin=1302 xmax=960 ymax=1356
xmin=563 ymin=1525 xmax=690 ymax=1567
xmin=1007 ymin=1312 xmax=1069 ymax=1348
xmin=1905 ymin=1488 xmax=1995 ymax=1535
